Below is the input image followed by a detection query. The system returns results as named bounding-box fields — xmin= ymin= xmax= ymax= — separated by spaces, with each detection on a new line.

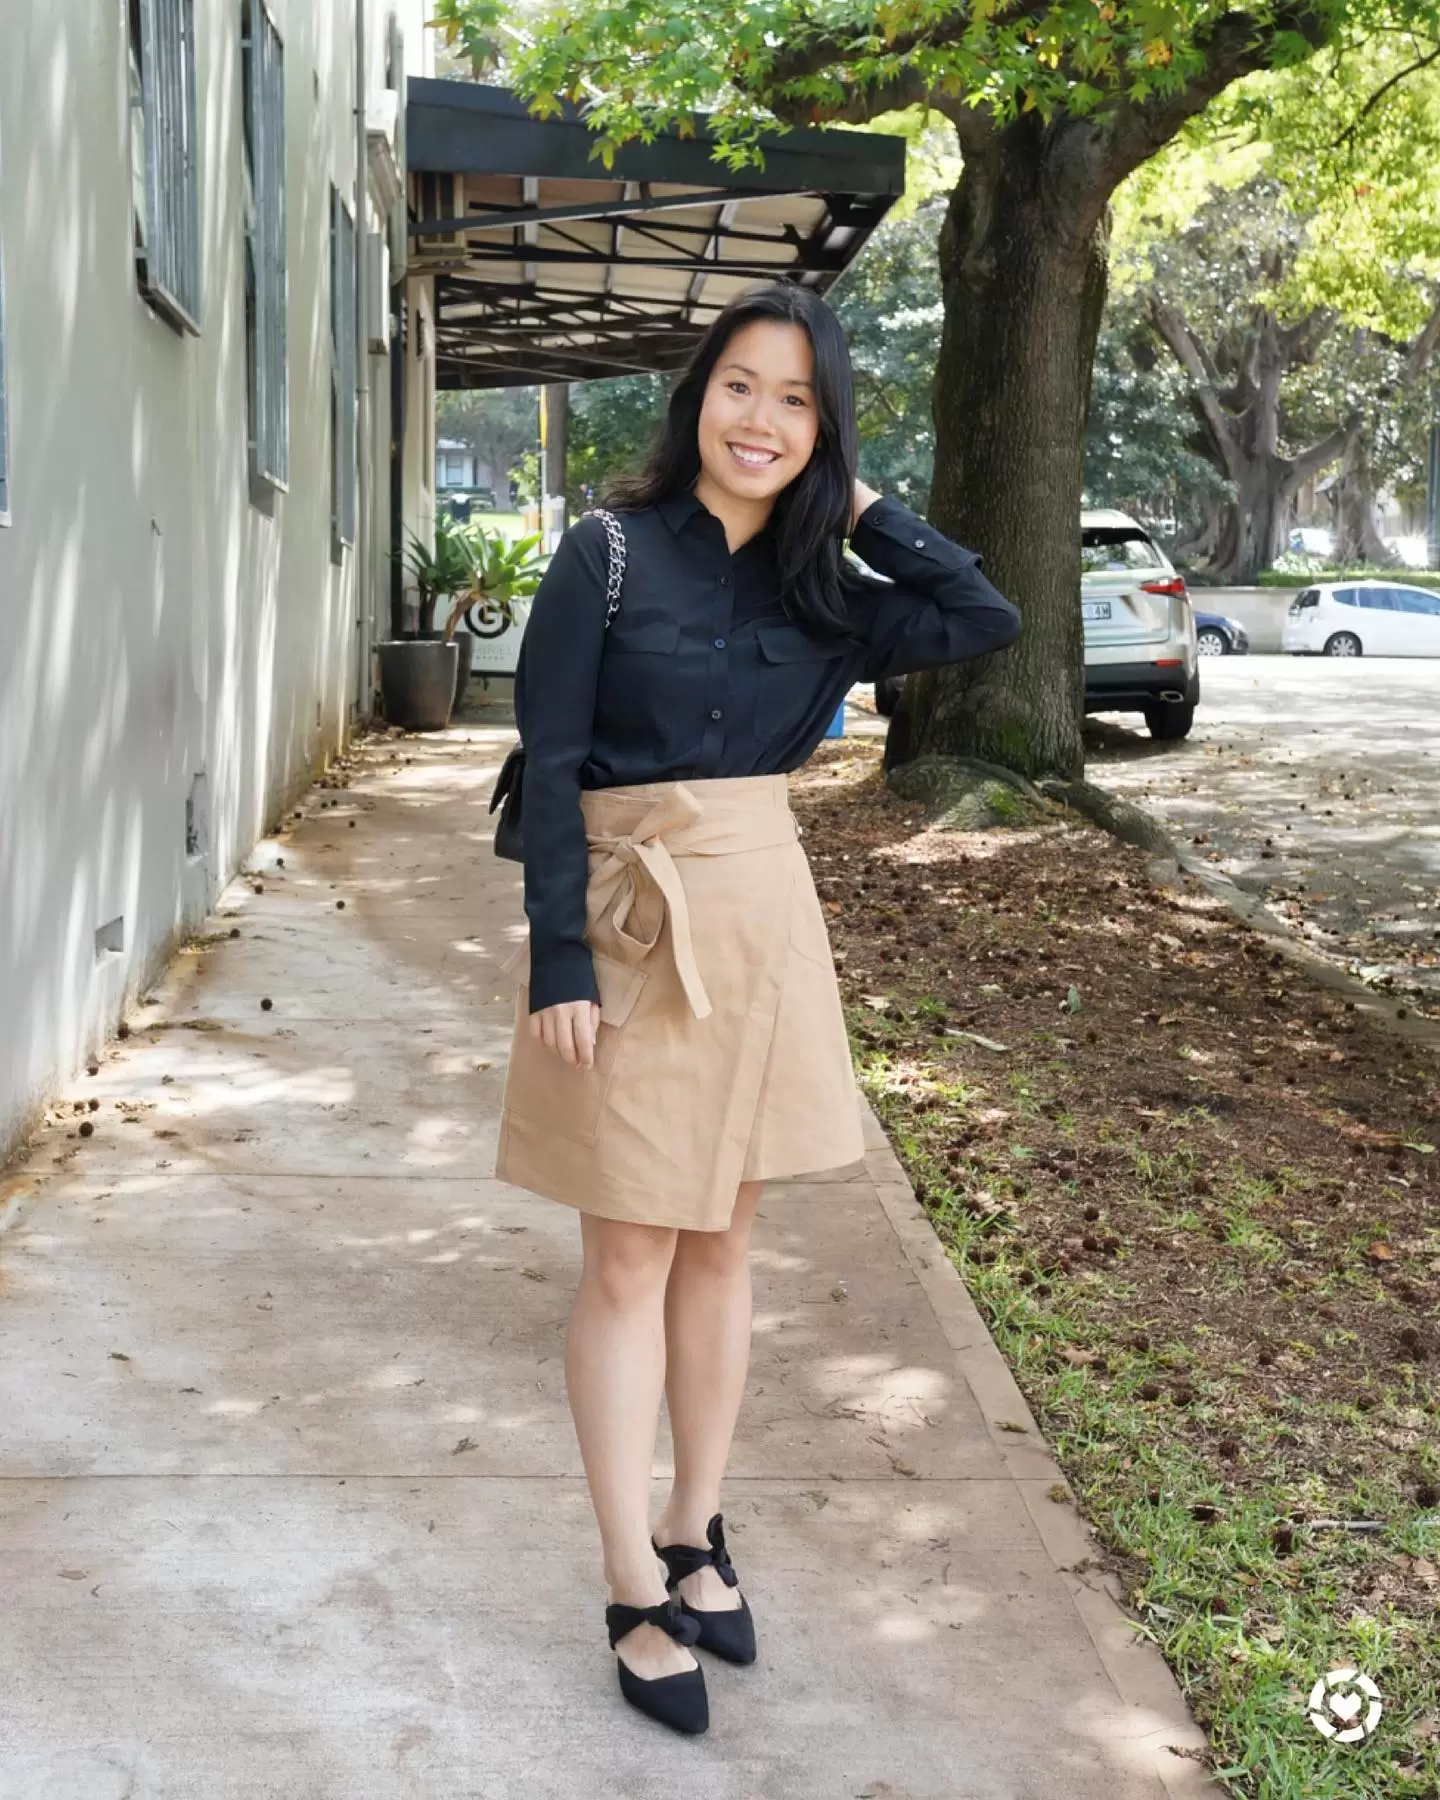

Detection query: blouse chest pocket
xmin=605 ymin=619 xmax=682 ymax=658
xmin=597 ymin=618 xmax=683 ymax=742
xmin=754 ymin=623 xmax=848 ymax=736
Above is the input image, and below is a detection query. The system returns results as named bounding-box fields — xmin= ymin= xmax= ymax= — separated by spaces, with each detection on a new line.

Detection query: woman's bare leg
xmin=652 ymin=1178 xmax=765 ymax=1610
xmin=566 ymin=1212 xmax=693 ymax=1678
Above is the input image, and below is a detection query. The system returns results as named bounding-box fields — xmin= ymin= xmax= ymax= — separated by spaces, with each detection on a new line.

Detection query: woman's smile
xmin=726 ymin=442 xmax=781 ymax=468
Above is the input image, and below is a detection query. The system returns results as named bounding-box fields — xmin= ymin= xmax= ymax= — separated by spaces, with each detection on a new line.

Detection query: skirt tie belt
xmin=581 ymin=782 xmax=797 ymax=1023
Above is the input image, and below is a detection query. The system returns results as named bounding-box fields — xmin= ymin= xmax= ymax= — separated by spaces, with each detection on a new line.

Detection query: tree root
xmin=886 ymin=755 xmax=1046 ymax=831
xmin=1038 ymin=777 xmax=1179 ymax=861
xmin=885 ymin=755 xmax=1183 ymax=865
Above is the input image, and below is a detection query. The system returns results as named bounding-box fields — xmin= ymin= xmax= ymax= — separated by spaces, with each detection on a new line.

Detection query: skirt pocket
xmin=505 ymin=950 xmax=647 ymax=1146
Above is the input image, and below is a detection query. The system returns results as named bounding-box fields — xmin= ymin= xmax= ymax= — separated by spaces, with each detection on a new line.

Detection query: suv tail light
xmin=1139 ymin=576 xmax=1187 ymax=597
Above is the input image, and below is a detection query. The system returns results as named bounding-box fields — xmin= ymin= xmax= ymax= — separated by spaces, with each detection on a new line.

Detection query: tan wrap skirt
xmin=493 ymin=774 xmax=866 ymax=1230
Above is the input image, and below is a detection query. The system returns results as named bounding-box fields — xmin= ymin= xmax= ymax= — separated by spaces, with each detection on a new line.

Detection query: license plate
xmin=1082 ymin=600 xmax=1112 ymax=622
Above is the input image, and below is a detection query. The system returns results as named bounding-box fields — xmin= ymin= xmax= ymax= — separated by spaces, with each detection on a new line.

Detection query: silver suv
xmin=1081 ymin=510 xmax=1199 ymax=741
xmin=872 ymin=511 xmax=1199 ymax=741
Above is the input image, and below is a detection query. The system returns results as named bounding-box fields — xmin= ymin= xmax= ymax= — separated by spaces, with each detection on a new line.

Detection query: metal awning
xmin=406 ymin=80 xmax=906 ymax=390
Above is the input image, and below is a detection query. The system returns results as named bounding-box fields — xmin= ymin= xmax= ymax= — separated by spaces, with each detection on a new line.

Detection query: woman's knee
xmin=580 ymin=1217 xmax=678 ymax=1307
xmin=675 ymin=1212 xmax=756 ymax=1277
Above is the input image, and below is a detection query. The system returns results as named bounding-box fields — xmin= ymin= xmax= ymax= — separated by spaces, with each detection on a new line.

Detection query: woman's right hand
xmin=528 ymin=999 xmax=601 ymax=1068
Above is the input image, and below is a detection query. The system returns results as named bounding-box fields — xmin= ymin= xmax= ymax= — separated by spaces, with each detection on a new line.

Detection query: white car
xmin=1282 ymin=580 xmax=1440 ymax=656
xmin=1082 ymin=510 xmax=1199 ymax=740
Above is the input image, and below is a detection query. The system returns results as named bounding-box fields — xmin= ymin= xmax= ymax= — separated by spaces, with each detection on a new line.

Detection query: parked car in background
xmin=1282 ymin=580 xmax=1440 ymax=656
xmin=872 ymin=510 xmax=1201 ymax=740
xmin=1080 ymin=510 xmax=1199 ymax=739
xmin=1194 ymin=610 xmax=1250 ymax=656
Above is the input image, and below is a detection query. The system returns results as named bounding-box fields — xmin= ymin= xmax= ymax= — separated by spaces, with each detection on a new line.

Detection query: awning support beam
xmin=410 ymin=184 xmax=793 ymax=238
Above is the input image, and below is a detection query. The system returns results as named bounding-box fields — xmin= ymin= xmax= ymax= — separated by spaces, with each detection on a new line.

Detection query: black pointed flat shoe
xmin=605 ymin=1596 xmax=709 ymax=1735
xmin=652 ymin=1513 xmax=758 ymax=1666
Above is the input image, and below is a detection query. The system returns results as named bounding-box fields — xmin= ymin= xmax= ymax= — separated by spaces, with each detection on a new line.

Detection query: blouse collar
xmin=656 ymin=487 xmax=777 ymax=553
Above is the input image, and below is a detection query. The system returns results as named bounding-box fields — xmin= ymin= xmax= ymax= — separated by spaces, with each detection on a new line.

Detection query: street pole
xmin=1428 ymin=406 xmax=1440 ymax=571
xmin=539 ymin=382 xmax=569 ymax=553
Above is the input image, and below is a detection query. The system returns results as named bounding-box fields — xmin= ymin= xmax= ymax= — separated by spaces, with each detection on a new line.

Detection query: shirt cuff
xmin=852 ymin=497 xmax=944 ymax=562
xmin=527 ymin=940 xmax=601 ymax=1014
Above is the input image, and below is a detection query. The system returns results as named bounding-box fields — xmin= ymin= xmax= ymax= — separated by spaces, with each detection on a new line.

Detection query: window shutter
xmin=0 ymin=243 xmax=9 ymax=521
xmin=243 ymin=1 xmax=288 ymax=486
xmin=132 ymin=0 xmax=201 ymax=331
xmin=331 ymin=188 xmax=357 ymax=546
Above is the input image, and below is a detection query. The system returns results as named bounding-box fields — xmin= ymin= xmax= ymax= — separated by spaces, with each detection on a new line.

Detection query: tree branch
xmin=765 ymin=67 xmax=940 ymax=127
xmin=1277 ymin=311 xmax=1332 ymax=365
xmin=1149 ymin=298 xmax=1244 ymax=481
xmin=1285 ymin=415 xmax=1361 ymax=490
xmin=1404 ymin=289 xmax=1440 ymax=379
xmin=1331 ymin=42 xmax=1440 ymax=150
xmin=764 ymin=2 xmax=1046 ymax=89
xmin=854 ymin=367 xmax=906 ymax=424
xmin=1102 ymin=4 xmax=1336 ymax=189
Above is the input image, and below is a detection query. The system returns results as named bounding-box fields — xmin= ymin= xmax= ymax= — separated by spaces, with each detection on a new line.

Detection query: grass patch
xmin=801 ymin=742 xmax=1440 ymax=1800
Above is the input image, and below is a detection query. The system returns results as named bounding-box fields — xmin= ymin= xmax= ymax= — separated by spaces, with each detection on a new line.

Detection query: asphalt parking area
xmin=1086 ymin=656 xmax=1440 ymax=1015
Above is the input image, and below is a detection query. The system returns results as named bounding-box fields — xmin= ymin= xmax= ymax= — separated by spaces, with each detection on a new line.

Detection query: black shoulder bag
xmin=489 ymin=508 xmax=628 ymax=862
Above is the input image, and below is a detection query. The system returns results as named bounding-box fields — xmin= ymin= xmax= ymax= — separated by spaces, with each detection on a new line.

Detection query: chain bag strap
xmin=490 ymin=510 xmax=626 ymax=863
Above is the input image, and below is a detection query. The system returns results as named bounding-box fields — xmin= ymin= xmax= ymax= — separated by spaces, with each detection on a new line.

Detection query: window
xmin=1354 ymin=588 xmax=1396 ymax=610
xmin=0 ymin=237 xmax=9 ymax=524
xmin=1390 ymin=587 xmax=1440 ymax=615
xmin=242 ymin=0 xmax=287 ymax=486
xmin=128 ymin=0 xmax=202 ymax=331
xmin=1080 ymin=528 xmax=1165 ymax=573
xmin=1333 ymin=588 xmax=1358 ymax=608
xmin=330 ymin=187 xmax=356 ymax=548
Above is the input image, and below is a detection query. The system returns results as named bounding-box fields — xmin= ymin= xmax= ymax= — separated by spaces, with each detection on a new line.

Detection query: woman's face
xmin=695 ymin=319 xmax=820 ymax=508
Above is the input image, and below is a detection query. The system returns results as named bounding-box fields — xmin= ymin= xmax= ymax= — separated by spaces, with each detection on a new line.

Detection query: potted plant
xmin=375 ymin=515 xmax=476 ymax=731
xmin=458 ymin=524 xmax=547 ymax=695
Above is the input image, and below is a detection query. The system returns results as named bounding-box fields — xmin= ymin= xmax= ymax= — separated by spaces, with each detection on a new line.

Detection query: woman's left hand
xmin=850 ymin=478 xmax=882 ymax=534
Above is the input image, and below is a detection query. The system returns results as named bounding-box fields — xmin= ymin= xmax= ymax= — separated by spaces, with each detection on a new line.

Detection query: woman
xmin=493 ymin=283 xmax=1021 ymax=1735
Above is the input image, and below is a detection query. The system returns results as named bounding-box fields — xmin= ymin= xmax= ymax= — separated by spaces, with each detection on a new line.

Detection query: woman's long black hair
xmin=601 ymin=282 xmax=861 ymax=637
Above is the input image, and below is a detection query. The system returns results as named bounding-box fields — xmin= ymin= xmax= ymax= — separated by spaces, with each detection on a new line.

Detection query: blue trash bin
xmin=824 ymin=698 xmax=846 ymax=739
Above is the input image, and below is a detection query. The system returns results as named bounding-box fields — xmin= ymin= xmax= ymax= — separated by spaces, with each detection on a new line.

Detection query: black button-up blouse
xmin=512 ymin=490 xmax=1021 ymax=1011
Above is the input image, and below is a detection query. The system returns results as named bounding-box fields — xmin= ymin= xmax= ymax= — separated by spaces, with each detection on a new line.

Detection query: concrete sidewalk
xmin=0 ymin=721 xmax=1212 ymax=1800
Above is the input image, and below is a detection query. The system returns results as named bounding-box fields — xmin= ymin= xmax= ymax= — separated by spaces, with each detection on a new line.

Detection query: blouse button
xmin=710 ymin=709 xmax=723 ymax=721
xmin=713 ymin=637 xmax=726 ymax=649
xmin=914 ymin=537 xmax=926 ymax=548
xmin=719 ymin=574 xmax=731 ymax=587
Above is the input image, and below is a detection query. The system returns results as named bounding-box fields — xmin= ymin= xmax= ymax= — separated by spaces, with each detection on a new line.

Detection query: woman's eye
xmin=784 ymin=394 xmax=808 ymax=407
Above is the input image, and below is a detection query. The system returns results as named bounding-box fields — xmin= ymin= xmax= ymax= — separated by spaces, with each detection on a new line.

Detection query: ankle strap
xmin=606 ymin=1595 xmax=701 ymax=1650
xmin=654 ymin=1513 xmax=739 ymax=1591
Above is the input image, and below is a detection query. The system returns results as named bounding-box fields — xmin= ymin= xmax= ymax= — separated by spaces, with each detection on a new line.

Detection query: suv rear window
xmin=1081 ymin=528 xmax=1165 ymax=573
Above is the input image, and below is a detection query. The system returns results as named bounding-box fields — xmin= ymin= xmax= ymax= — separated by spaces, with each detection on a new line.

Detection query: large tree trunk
xmin=889 ymin=123 xmax=1107 ymax=783
xmin=1207 ymin=451 xmax=1295 ymax=583
xmin=1333 ymin=431 xmax=1398 ymax=566
xmin=1149 ymin=300 xmax=1356 ymax=584
xmin=1172 ymin=487 xmax=1225 ymax=565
